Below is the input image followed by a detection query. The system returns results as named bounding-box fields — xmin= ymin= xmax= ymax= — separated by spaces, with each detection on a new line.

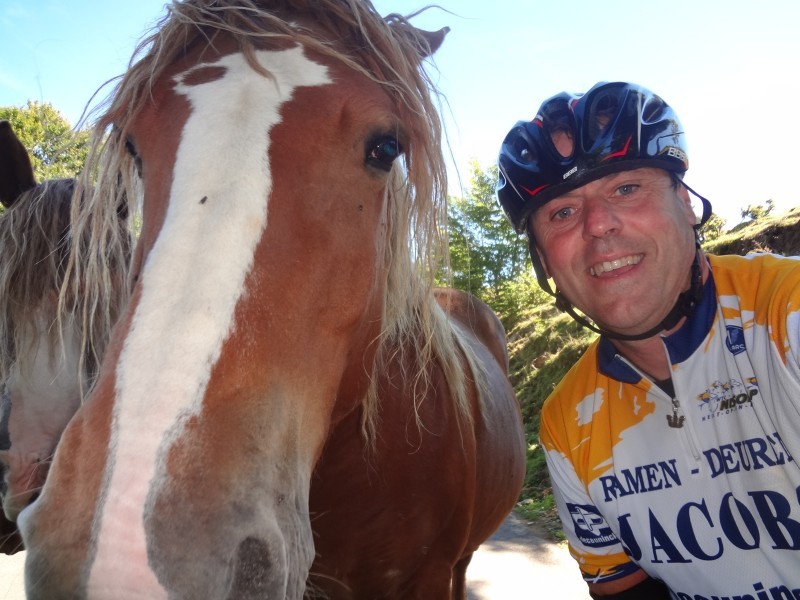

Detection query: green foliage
xmin=0 ymin=101 xmax=88 ymax=182
xmin=703 ymin=206 xmax=800 ymax=256
xmin=505 ymin=300 xmax=597 ymax=539
xmin=515 ymin=483 xmax=564 ymax=541
xmin=481 ymin=269 xmax=550 ymax=330
xmin=740 ymin=199 xmax=774 ymax=223
xmin=698 ymin=212 xmax=726 ymax=243
xmin=444 ymin=161 xmax=529 ymax=309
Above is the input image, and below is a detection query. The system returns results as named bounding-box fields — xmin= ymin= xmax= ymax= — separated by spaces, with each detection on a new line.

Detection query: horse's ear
xmin=415 ymin=26 xmax=449 ymax=57
xmin=0 ymin=120 xmax=37 ymax=208
xmin=389 ymin=20 xmax=449 ymax=59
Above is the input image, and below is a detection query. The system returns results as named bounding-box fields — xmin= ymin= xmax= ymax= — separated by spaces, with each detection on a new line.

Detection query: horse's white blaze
xmin=87 ymin=47 xmax=330 ymax=597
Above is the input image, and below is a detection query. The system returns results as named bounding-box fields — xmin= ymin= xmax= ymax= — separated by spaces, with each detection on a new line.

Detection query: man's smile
xmin=589 ymin=254 xmax=644 ymax=277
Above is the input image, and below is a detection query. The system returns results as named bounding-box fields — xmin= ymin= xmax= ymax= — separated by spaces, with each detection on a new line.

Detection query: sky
xmin=2 ymin=0 xmax=799 ymax=227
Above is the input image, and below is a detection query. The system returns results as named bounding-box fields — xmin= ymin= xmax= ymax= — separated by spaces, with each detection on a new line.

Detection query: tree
xmin=0 ymin=101 xmax=89 ymax=182
xmin=740 ymin=199 xmax=774 ymax=222
xmin=444 ymin=162 xmax=529 ymax=296
xmin=698 ymin=212 xmax=726 ymax=243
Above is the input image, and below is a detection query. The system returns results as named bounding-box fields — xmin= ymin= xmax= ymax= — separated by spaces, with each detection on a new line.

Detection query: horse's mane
xmin=67 ymin=0 xmax=473 ymax=440
xmin=0 ymin=179 xmax=73 ymax=380
xmin=0 ymin=177 xmax=129 ymax=389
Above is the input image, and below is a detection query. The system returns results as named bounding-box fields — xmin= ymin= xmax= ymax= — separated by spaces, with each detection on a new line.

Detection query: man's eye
xmin=552 ymin=206 xmax=574 ymax=221
xmin=617 ymin=184 xmax=638 ymax=195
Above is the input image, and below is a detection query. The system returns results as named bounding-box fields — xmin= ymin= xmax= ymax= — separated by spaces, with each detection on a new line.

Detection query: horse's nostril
xmin=228 ymin=537 xmax=277 ymax=599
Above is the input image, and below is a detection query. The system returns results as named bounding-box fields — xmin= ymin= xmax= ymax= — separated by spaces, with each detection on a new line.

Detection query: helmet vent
xmin=511 ymin=130 xmax=536 ymax=164
xmin=541 ymin=97 xmax=575 ymax=159
xmin=584 ymin=86 xmax=623 ymax=147
xmin=643 ymin=96 xmax=667 ymax=122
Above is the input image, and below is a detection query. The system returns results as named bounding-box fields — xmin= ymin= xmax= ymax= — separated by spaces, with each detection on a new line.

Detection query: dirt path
xmin=467 ymin=511 xmax=592 ymax=599
xmin=1 ymin=513 xmax=591 ymax=599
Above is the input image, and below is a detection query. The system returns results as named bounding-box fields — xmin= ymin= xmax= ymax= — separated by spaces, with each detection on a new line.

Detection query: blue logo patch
xmin=725 ymin=325 xmax=746 ymax=355
xmin=566 ymin=503 xmax=618 ymax=548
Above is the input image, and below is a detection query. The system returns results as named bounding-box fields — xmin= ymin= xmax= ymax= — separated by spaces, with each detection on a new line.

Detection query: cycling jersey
xmin=540 ymin=253 xmax=800 ymax=599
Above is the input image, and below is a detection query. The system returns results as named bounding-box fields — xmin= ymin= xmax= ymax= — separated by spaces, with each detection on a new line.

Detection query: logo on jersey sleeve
xmin=567 ymin=503 xmax=618 ymax=548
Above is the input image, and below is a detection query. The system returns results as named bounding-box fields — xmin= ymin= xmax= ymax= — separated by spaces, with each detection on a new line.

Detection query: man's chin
xmin=592 ymin=311 xmax=668 ymax=339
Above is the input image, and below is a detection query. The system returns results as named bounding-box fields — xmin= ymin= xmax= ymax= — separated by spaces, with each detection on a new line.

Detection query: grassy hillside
xmin=704 ymin=206 xmax=800 ymax=256
xmin=508 ymin=207 xmax=800 ymax=539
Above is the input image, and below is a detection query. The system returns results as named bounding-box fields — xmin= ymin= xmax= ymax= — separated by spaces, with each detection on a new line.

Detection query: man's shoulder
xmin=708 ymin=251 xmax=800 ymax=273
xmin=708 ymin=252 xmax=800 ymax=300
xmin=541 ymin=340 xmax=602 ymax=413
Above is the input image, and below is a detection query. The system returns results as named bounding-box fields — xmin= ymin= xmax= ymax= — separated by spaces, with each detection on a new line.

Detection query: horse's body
xmin=308 ymin=288 xmax=523 ymax=598
xmin=19 ymin=2 xmax=526 ymax=598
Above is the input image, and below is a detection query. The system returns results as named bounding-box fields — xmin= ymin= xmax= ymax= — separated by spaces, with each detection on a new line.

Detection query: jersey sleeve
xmin=542 ymin=432 xmax=641 ymax=584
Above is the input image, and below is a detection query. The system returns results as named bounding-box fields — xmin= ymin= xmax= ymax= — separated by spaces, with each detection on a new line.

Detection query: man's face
xmin=529 ymin=167 xmax=697 ymax=337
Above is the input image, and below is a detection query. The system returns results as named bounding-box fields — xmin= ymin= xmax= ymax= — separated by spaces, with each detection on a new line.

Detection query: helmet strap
xmin=676 ymin=176 xmax=713 ymax=227
xmin=527 ymin=235 xmax=557 ymax=296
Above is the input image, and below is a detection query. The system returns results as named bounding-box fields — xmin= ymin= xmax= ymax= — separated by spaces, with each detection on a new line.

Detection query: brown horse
xmin=19 ymin=2 xmax=526 ymax=598
xmin=0 ymin=121 xmax=129 ymax=556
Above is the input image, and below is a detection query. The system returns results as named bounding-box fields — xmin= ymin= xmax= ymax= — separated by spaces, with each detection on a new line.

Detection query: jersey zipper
xmin=669 ymin=371 xmax=703 ymax=462
xmin=612 ymin=352 xmax=703 ymax=461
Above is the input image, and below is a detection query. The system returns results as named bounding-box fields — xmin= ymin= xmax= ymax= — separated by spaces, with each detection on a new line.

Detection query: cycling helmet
xmin=496 ymin=81 xmax=714 ymax=341
xmin=497 ymin=81 xmax=689 ymax=233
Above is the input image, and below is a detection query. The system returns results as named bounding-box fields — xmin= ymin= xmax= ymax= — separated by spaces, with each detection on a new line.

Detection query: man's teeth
xmin=590 ymin=255 xmax=642 ymax=276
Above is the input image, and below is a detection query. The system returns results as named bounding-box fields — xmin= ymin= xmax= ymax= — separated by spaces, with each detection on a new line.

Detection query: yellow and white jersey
xmin=541 ymin=253 xmax=800 ymax=598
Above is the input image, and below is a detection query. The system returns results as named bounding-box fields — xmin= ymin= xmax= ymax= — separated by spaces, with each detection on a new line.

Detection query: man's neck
xmin=606 ymin=252 xmax=710 ymax=382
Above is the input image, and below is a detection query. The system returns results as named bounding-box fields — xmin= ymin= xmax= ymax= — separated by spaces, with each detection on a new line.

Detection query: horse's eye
xmin=366 ymin=136 xmax=403 ymax=172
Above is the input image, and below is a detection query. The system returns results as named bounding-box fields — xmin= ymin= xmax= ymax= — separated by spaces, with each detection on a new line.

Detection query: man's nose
xmin=582 ymin=197 xmax=622 ymax=239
